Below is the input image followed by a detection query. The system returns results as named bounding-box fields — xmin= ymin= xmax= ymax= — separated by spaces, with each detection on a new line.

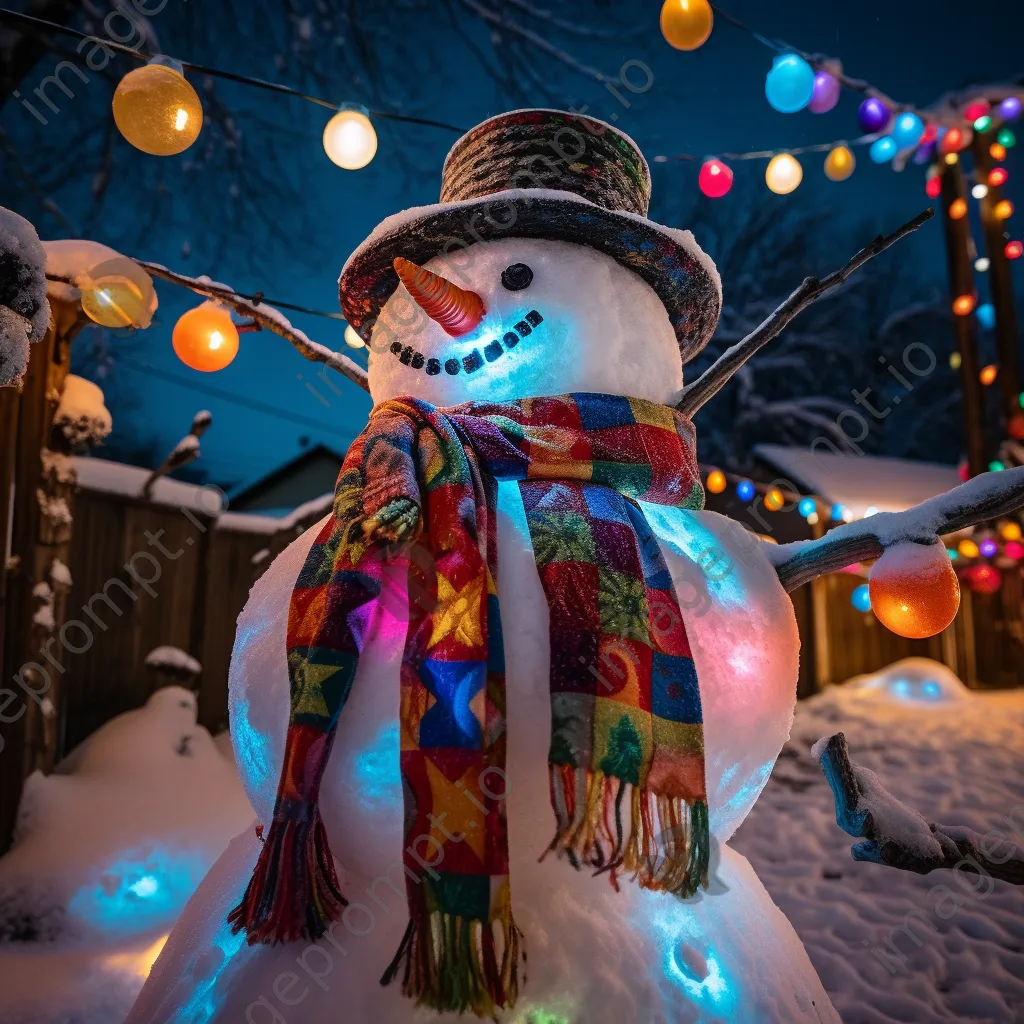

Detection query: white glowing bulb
xmin=174 ymin=108 xmax=189 ymax=131
xmin=765 ymin=153 xmax=803 ymax=195
xmin=344 ymin=324 xmax=365 ymax=348
xmin=323 ymin=109 xmax=377 ymax=170
xmin=972 ymin=184 xmax=988 ymax=199
xmin=806 ymin=511 xmax=819 ymax=525
xmin=209 ymin=330 xmax=224 ymax=350
xmin=975 ymin=257 xmax=991 ymax=272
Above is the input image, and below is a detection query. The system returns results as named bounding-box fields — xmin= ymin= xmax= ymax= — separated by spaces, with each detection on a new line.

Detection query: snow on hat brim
xmin=339 ymin=188 xmax=722 ymax=364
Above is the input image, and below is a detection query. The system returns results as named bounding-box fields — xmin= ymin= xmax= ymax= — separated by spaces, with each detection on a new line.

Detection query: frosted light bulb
xmin=323 ymin=108 xmax=378 ymax=170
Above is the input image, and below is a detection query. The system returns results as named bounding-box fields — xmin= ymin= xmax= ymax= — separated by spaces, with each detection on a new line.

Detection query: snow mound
xmin=54 ymin=375 xmax=112 ymax=448
xmin=844 ymin=657 xmax=970 ymax=704
xmin=0 ymin=686 xmax=254 ymax=949
xmin=144 ymin=646 xmax=202 ymax=677
xmin=0 ymin=206 xmax=50 ymax=386
xmin=734 ymin=670 xmax=1024 ymax=1023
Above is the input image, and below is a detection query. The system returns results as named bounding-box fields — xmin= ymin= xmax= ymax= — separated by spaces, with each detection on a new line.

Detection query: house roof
xmin=754 ymin=444 xmax=962 ymax=519
xmin=228 ymin=444 xmax=345 ymax=511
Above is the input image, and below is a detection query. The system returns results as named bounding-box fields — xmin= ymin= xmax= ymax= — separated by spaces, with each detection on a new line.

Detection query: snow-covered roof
xmin=754 ymin=444 xmax=962 ymax=519
xmin=71 ymin=457 xmax=225 ymax=513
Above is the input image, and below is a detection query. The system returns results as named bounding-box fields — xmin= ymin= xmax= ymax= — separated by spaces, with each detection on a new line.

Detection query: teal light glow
xmin=353 ymin=720 xmax=402 ymax=813
xmin=172 ymin=918 xmax=249 ymax=1024
xmin=230 ymin=690 xmax=273 ymax=797
xmin=639 ymin=503 xmax=750 ymax=610
xmin=68 ymin=848 xmax=208 ymax=937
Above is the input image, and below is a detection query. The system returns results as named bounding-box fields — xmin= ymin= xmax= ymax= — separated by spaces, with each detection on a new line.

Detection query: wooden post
xmin=972 ymin=129 xmax=1022 ymax=429
xmin=940 ymin=159 xmax=988 ymax=476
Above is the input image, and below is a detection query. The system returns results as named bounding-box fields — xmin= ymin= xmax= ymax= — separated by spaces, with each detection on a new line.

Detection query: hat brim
xmin=339 ymin=188 xmax=722 ymax=364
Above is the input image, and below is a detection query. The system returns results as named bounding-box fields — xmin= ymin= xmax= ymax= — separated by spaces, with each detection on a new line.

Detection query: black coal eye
xmin=501 ymin=263 xmax=533 ymax=291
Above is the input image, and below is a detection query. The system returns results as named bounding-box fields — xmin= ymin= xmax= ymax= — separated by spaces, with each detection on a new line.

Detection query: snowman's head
xmin=366 ymin=237 xmax=682 ymax=407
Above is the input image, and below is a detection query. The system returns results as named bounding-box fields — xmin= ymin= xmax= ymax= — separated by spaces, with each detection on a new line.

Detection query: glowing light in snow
xmin=353 ymin=721 xmax=402 ymax=813
xmin=129 ymin=875 xmax=159 ymax=898
xmin=104 ymin=933 xmax=169 ymax=980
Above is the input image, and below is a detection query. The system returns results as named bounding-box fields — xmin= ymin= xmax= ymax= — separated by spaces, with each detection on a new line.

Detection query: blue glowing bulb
xmin=797 ymin=497 xmax=816 ymax=517
xmin=977 ymin=303 xmax=996 ymax=330
xmin=869 ymin=136 xmax=898 ymax=163
xmin=830 ymin=503 xmax=846 ymax=521
xmin=736 ymin=480 xmax=756 ymax=502
xmin=892 ymin=112 xmax=925 ymax=149
xmin=765 ymin=54 xmax=815 ymax=114
xmin=851 ymin=584 xmax=872 ymax=612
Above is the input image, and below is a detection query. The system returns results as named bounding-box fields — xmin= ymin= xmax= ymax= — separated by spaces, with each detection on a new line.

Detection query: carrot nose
xmin=392 ymin=257 xmax=486 ymax=337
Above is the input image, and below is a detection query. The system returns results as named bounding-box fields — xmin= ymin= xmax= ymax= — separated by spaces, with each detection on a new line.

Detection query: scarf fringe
xmin=228 ymin=809 xmax=346 ymax=944
xmin=545 ymin=764 xmax=710 ymax=898
xmin=380 ymin=909 xmax=524 ymax=1016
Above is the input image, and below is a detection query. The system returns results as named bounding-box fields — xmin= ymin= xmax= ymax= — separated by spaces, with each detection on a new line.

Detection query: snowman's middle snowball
xmin=367 ymin=238 xmax=684 ymax=407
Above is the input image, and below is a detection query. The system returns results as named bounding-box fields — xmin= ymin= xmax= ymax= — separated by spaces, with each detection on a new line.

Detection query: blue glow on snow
xmin=231 ymin=692 xmax=273 ymax=797
xmin=68 ymin=848 xmax=208 ymax=937
xmin=353 ymin=720 xmax=402 ymax=813
xmin=172 ymin=918 xmax=249 ymax=1024
xmin=639 ymin=503 xmax=749 ymax=610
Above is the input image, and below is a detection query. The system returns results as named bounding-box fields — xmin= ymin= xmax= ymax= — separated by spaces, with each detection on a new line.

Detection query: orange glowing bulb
xmin=980 ymin=363 xmax=999 ymax=385
xmin=869 ymin=542 xmax=961 ymax=639
xmin=660 ymin=0 xmax=714 ymax=51
xmin=764 ymin=487 xmax=785 ymax=512
xmin=952 ymin=294 xmax=976 ymax=316
xmin=1001 ymin=522 xmax=1022 ymax=542
xmin=958 ymin=538 xmax=980 ymax=559
xmin=994 ymin=199 xmax=1014 ymax=220
xmin=172 ymin=301 xmax=240 ymax=372
xmin=990 ymin=142 xmax=1007 ymax=161
xmin=949 ymin=198 xmax=967 ymax=219
xmin=705 ymin=469 xmax=727 ymax=494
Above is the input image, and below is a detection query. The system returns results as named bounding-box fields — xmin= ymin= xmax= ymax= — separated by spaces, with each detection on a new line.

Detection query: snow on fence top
xmin=144 ymin=646 xmax=202 ymax=676
xmin=0 ymin=206 xmax=50 ymax=387
xmin=755 ymin=444 xmax=962 ymax=520
xmin=71 ymin=456 xmax=225 ymax=514
xmin=215 ymin=490 xmax=335 ymax=535
xmin=54 ymin=375 xmax=112 ymax=448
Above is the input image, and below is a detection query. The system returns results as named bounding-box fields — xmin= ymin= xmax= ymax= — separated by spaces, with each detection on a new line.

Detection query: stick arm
xmin=767 ymin=465 xmax=1024 ymax=592
xmin=815 ymin=732 xmax=1024 ymax=885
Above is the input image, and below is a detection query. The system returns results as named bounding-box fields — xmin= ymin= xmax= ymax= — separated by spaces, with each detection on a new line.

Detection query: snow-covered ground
xmin=0 ymin=687 xmax=254 ymax=1024
xmin=733 ymin=659 xmax=1024 ymax=1024
xmin=1 ymin=664 xmax=1021 ymax=1023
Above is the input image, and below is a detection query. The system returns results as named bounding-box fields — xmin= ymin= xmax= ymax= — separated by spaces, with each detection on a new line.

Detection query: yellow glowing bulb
xmin=660 ymin=0 xmax=714 ymax=51
xmin=79 ymin=256 xmax=156 ymax=330
xmin=1001 ymin=522 xmax=1022 ymax=541
xmin=945 ymin=152 xmax=959 ymax=165
xmin=323 ymin=108 xmax=377 ymax=170
xmin=994 ymin=199 xmax=1014 ymax=220
xmin=764 ymin=487 xmax=785 ymax=512
xmin=949 ymin=351 xmax=962 ymax=369
xmin=958 ymin=539 xmax=980 ymax=558
xmin=824 ymin=146 xmax=856 ymax=182
xmin=112 ymin=59 xmax=203 ymax=156
xmin=766 ymin=153 xmax=803 ymax=195
xmin=705 ymin=469 xmax=727 ymax=494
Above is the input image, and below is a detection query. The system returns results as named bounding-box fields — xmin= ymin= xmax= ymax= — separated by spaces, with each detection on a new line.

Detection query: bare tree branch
xmin=133 ymin=260 xmax=370 ymax=394
xmin=816 ymin=732 xmax=1024 ymax=885
xmin=768 ymin=466 xmax=1024 ymax=591
xmin=141 ymin=409 xmax=211 ymax=498
xmin=676 ymin=209 xmax=936 ymax=418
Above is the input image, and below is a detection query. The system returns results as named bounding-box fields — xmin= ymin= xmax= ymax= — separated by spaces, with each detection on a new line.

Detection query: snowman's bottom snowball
xmin=127 ymin=826 xmax=839 ymax=1024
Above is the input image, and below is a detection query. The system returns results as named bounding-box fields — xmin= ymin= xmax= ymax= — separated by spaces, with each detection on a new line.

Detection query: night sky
xmin=3 ymin=0 xmax=1023 ymax=493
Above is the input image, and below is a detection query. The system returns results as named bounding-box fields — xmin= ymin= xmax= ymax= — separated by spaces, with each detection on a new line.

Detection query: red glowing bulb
xmin=941 ymin=128 xmax=964 ymax=154
xmin=925 ymin=176 xmax=941 ymax=198
xmin=1005 ymin=541 xmax=1024 ymax=561
xmin=921 ymin=123 xmax=939 ymax=144
xmin=989 ymin=167 xmax=1009 ymax=188
xmin=964 ymin=100 xmax=991 ymax=122
xmin=1006 ymin=240 xmax=1024 ymax=260
xmin=699 ymin=158 xmax=734 ymax=198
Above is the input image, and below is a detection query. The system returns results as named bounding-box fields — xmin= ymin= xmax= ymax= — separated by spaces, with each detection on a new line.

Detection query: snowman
xmin=128 ymin=109 xmax=841 ymax=1024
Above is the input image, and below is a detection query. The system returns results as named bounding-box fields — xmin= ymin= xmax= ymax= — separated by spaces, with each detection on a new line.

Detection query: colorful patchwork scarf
xmin=229 ymin=393 xmax=709 ymax=1017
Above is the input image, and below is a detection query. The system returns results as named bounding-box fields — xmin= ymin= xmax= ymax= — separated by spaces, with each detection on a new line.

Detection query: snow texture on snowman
xmin=128 ymin=109 xmax=838 ymax=1023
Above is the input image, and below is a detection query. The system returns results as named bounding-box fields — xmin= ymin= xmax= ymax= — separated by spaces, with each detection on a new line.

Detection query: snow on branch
xmin=815 ymin=732 xmax=1024 ymax=885
xmin=135 ymin=260 xmax=370 ymax=394
xmin=142 ymin=409 xmax=212 ymax=499
xmin=677 ymin=209 xmax=935 ymax=418
xmin=0 ymin=205 xmax=50 ymax=387
xmin=768 ymin=465 xmax=1024 ymax=591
